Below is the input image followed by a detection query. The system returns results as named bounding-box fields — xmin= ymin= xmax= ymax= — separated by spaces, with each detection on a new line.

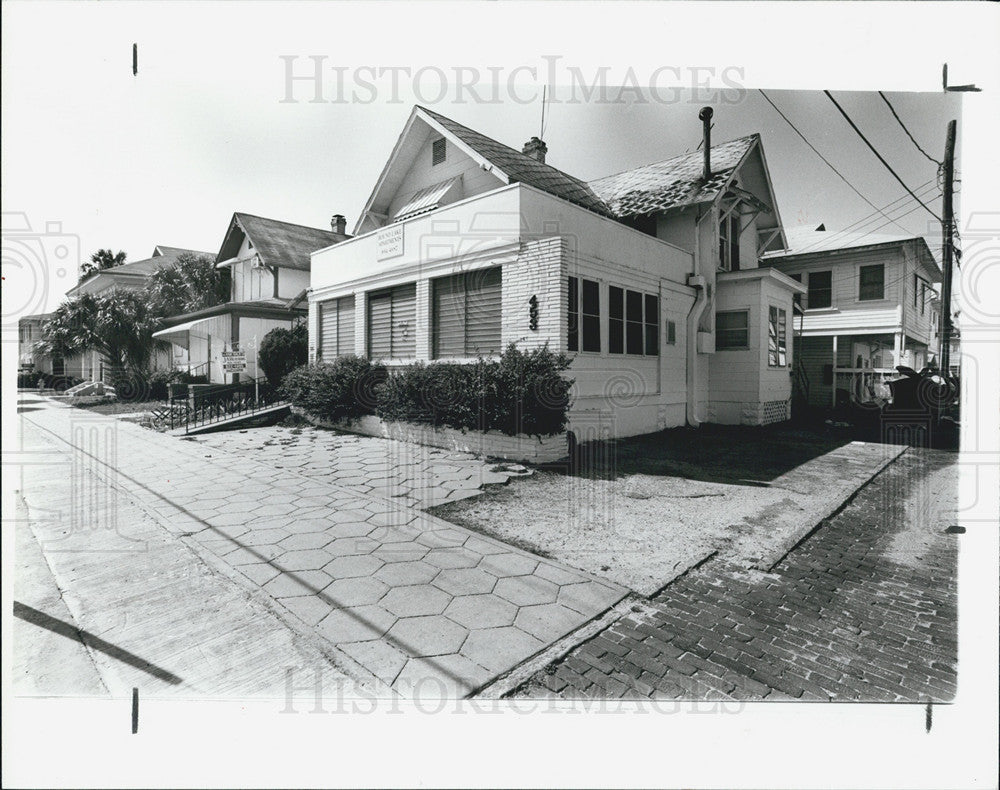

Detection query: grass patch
xmin=69 ymin=398 xmax=164 ymax=416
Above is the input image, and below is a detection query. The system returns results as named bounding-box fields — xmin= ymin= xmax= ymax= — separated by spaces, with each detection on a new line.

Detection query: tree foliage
xmin=258 ymin=323 xmax=308 ymax=386
xmin=80 ymin=248 xmax=126 ymax=279
xmin=37 ymin=289 xmax=161 ymax=385
xmin=144 ymin=253 xmax=230 ymax=317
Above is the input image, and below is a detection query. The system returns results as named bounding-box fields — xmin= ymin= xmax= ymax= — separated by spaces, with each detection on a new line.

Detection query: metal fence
xmin=168 ymin=378 xmax=285 ymax=433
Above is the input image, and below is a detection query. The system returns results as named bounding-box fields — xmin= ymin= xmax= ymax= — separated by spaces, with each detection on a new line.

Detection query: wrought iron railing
xmin=168 ymin=377 xmax=287 ymax=433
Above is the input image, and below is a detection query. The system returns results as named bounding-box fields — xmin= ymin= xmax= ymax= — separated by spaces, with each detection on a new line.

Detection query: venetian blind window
xmin=317 ymin=296 xmax=356 ymax=359
xmin=367 ymin=283 xmax=416 ymax=359
xmin=608 ymin=286 xmax=659 ymax=356
xmin=432 ymin=137 xmax=446 ymax=165
xmin=718 ymin=213 xmax=741 ymax=271
xmin=768 ymin=306 xmax=787 ymax=366
xmin=859 ymin=264 xmax=885 ymax=301
xmin=567 ymin=276 xmax=600 ymax=352
xmin=807 ymin=270 xmax=832 ymax=309
xmin=433 ymin=267 xmax=502 ymax=357
xmin=716 ymin=310 xmax=749 ymax=350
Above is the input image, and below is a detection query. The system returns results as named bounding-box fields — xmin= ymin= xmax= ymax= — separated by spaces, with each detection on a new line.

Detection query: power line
xmin=824 ymin=90 xmax=942 ymax=222
xmin=788 ymin=180 xmax=939 ymax=255
xmin=879 ymin=91 xmax=941 ymax=167
xmin=758 ymin=89 xmax=912 ymax=234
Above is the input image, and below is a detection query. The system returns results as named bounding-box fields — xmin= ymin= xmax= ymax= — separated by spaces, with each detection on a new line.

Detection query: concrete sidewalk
xmin=14 ymin=396 xmax=625 ymax=698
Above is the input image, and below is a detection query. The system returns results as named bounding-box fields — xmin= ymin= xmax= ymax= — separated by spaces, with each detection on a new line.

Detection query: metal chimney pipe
xmin=698 ymin=107 xmax=713 ymax=180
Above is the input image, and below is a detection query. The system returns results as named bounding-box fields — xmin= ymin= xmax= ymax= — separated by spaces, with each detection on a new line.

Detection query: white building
xmin=153 ymin=213 xmax=350 ymax=384
xmin=308 ymin=105 xmax=804 ymax=441
xmin=762 ymin=227 xmax=942 ymax=409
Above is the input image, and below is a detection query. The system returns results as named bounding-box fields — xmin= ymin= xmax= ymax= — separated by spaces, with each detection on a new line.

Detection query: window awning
xmin=392 ymin=175 xmax=463 ymax=222
xmin=152 ymin=316 xmax=215 ymax=349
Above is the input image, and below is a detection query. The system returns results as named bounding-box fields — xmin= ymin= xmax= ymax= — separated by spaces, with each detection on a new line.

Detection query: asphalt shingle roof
xmin=419 ymin=106 xmax=614 ymax=217
xmin=221 ymin=213 xmax=350 ymax=271
xmin=588 ymin=135 xmax=758 ymax=218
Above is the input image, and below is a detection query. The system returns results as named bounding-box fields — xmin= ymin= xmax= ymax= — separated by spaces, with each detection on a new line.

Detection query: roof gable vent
xmin=432 ymin=137 xmax=446 ymax=166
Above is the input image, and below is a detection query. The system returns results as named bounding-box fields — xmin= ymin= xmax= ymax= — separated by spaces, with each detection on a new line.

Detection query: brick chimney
xmin=331 ymin=214 xmax=347 ymax=235
xmin=522 ymin=136 xmax=547 ymax=164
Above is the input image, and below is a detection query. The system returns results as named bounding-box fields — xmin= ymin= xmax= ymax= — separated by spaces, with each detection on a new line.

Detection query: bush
xmin=376 ymin=345 xmax=573 ymax=437
xmin=147 ymin=369 xmax=180 ymax=401
xmin=259 ymin=324 xmax=308 ymax=387
xmin=281 ymin=356 xmax=387 ymax=423
xmin=281 ymin=346 xmax=573 ymax=438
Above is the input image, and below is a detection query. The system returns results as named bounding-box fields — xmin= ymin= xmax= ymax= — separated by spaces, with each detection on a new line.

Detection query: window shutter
xmin=368 ymin=292 xmax=392 ymax=359
xmin=465 ymin=267 xmax=502 ymax=355
xmin=434 ymin=275 xmax=465 ymax=358
xmin=390 ymin=284 xmax=416 ymax=358
xmin=337 ymin=297 xmax=355 ymax=355
xmin=318 ymin=299 xmax=339 ymax=359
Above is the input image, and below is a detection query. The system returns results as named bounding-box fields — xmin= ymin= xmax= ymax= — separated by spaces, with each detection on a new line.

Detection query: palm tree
xmin=79 ymin=248 xmax=127 ymax=280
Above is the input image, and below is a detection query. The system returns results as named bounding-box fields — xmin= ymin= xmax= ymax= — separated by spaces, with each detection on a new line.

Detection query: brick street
xmin=515 ymin=448 xmax=959 ymax=701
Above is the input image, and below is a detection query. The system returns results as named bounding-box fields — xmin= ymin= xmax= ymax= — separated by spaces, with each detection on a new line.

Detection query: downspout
xmin=686 ymin=211 xmax=709 ymax=427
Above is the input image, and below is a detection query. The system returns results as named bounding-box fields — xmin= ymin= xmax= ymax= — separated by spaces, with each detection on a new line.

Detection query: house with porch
xmin=20 ymin=245 xmax=210 ymax=382
xmin=761 ymin=227 xmax=942 ymax=409
xmin=308 ymin=105 xmax=804 ymax=442
xmin=153 ymin=213 xmax=350 ymax=384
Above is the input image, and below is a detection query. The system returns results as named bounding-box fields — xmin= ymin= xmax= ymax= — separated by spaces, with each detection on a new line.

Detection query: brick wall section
xmin=353 ymin=291 xmax=366 ymax=357
xmin=415 ymin=279 xmax=432 ymax=360
xmin=516 ymin=449 xmax=958 ymax=702
xmin=502 ymin=237 xmax=566 ymax=351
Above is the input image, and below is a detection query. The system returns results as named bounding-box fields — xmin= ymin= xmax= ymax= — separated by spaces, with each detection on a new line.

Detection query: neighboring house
xmin=23 ymin=245 xmax=210 ymax=382
xmin=761 ymin=227 xmax=942 ymax=409
xmin=308 ymin=105 xmax=803 ymax=440
xmin=17 ymin=313 xmax=53 ymax=374
xmin=153 ymin=213 xmax=350 ymax=384
xmin=928 ymin=294 xmax=960 ymax=377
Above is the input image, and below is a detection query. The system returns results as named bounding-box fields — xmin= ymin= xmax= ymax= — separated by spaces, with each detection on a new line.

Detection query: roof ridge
xmin=589 ymin=133 xmax=759 ymax=185
xmin=416 ymin=105 xmax=596 ymax=190
xmin=234 ymin=211 xmax=343 ymax=235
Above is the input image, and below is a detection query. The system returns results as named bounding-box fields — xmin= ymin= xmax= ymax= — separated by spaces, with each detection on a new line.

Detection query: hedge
xmin=282 ymin=345 xmax=573 ymax=438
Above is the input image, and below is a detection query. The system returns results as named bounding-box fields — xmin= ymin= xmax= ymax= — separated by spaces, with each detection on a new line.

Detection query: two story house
xmin=307 ymin=105 xmax=804 ymax=442
xmin=19 ymin=245 xmax=210 ymax=382
xmin=153 ymin=212 xmax=350 ymax=383
xmin=761 ymin=227 xmax=942 ymax=409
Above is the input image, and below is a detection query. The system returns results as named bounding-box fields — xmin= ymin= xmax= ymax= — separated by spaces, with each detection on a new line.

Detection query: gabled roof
xmin=588 ymin=135 xmax=759 ymax=217
xmin=217 ymin=213 xmax=350 ymax=271
xmin=356 ymin=106 xmax=613 ymax=232
xmin=66 ymin=245 xmax=213 ymax=296
xmin=417 ymin=106 xmax=612 ymax=217
xmin=763 ymin=228 xmax=942 ymax=281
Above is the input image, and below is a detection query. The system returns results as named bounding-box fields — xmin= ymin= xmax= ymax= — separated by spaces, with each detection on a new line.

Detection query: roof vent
xmin=698 ymin=107 xmax=713 ymax=180
xmin=522 ymin=136 xmax=547 ymax=164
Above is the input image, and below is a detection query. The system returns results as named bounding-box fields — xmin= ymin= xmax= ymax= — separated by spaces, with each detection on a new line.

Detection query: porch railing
xmin=168 ymin=377 xmax=286 ymax=433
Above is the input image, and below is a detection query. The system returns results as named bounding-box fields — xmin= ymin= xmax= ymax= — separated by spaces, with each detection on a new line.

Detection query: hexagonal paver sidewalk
xmin=27 ymin=405 xmax=626 ymax=698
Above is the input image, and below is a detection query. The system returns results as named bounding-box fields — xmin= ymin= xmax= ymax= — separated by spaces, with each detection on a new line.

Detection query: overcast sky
xmin=0 ymin=3 xmax=967 ymax=313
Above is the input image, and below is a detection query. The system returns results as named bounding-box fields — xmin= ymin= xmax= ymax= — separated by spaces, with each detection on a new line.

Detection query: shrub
xmin=147 ymin=369 xmax=180 ymax=401
xmin=259 ymin=324 xmax=308 ymax=387
xmin=375 ymin=345 xmax=573 ymax=437
xmin=281 ymin=356 xmax=386 ymax=423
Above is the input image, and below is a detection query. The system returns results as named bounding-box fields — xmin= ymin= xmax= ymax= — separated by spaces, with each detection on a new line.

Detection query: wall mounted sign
xmin=376 ymin=224 xmax=404 ymax=261
xmin=528 ymin=295 xmax=539 ymax=331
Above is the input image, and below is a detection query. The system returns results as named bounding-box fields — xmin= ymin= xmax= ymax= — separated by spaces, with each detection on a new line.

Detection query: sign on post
xmin=222 ymin=346 xmax=247 ymax=374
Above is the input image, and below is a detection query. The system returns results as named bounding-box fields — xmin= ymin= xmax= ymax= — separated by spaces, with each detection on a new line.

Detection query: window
xmin=718 ymin=212 xmax=741 ymax=271
xmin=318 ymin=296 xmax=355 ymax=359
xmin=768 ymin=306 xmax=787 ymax=366
xmin=920 ymin=282 xmax=927 ymax=315
xmin=859 ymin=264 xmax=884 ymax=301
xmin=432 ymin=137 xmax=446 ymax=166
xmin=806 ymin=270 xmax=832 ymax=309
xmin=608 ymin=286 xmax=659 ymax=355
xmin=913 ymin=273 xmax=919 ymax=308
xmin=914 ymin=276 xmax=928 ymax=316
xmin=367 ymin=283 xmax=416 ymax=359
xmin=567 ymin=277 xmax=600 ymax=352
xmin=716 ymin=310 xmax=749 ymax=350
xmin=433 ymin=267 xmax=502 ymax=357
xmin=666 ymin=320 xmax=677 ymax=345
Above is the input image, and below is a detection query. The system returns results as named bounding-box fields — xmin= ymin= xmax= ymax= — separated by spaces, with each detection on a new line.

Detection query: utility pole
xmin=939 ymin=119 xmax=957 ymax=376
